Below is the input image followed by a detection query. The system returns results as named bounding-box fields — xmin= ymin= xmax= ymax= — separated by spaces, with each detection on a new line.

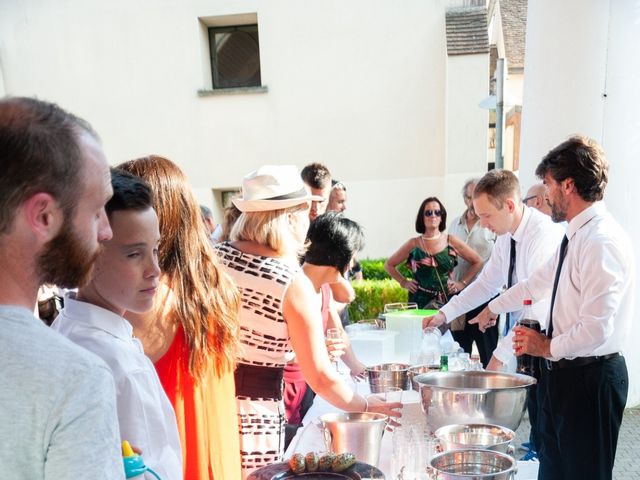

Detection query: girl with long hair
xmin=119 ymin=156 xmax=242 ymax=480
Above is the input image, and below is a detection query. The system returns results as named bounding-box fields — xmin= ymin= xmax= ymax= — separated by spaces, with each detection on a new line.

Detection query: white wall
xmin=520 ymin=0 xmax=640 ymax=407
xmin=446 ymin=54 xmax=490 ymax=175
xmin=1 ymin=0 xmax=484 ymax=259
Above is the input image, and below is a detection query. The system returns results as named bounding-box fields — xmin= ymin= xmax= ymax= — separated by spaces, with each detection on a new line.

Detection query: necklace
xmin=421 ymin=232 xmax=441 ymax=240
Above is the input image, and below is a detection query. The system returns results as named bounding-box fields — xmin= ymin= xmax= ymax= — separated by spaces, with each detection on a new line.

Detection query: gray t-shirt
xmin=0 ymin=305 xmax=123 ymax=479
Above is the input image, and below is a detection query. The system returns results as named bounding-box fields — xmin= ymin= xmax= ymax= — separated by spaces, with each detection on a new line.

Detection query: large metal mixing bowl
xmin=428 ymin=449 xmax=516 ymax=479
xmin=415 ymin=371 xmax=536 ymax=433
xmin=434 ymin=424 xmax=515 ymax=455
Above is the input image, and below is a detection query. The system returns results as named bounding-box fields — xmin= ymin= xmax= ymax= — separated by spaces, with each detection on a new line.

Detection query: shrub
xmin=360 ymin=258 xmax=412 ymax=281
xmin=348 ymin=279 xmax=408 ymax=321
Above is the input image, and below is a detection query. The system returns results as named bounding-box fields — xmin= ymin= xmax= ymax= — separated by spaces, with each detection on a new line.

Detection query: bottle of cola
xmin=516 ymin=299 xmax=541 ymax=376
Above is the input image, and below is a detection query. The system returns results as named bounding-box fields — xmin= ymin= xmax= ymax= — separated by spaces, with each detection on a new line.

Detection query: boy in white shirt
xmin=52 ymin=169 xmax=182 ymax=479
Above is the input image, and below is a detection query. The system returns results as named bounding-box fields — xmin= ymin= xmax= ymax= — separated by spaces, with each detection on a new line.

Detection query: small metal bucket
xmin=318 ymin=412 xmax=388 ymax=467
xmin=366 ymin=363 xmax=410 ymax=393
xmin=434 ymin=424 xmax=515 ymax=455
xmin=428 ymin=449 xmax=517 ymax=479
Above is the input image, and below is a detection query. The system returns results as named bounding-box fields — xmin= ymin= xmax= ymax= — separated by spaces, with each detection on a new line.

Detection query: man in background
xmin=301 ymin=162 xmax=332 ymax=221
xmin=0 ymin=97 xmax=122 ymax=478
xmin=327 ymin=180 xmax=347 ymax=213
xmin=523 ymin=183 xmax=552 ymax=216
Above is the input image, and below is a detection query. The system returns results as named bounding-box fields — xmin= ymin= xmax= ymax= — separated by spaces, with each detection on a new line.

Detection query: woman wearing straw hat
xmin=215 ymin=165 xmax=401 ymax=478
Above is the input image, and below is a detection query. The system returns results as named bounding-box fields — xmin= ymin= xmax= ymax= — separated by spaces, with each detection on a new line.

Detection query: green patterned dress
xmin=407 ymin=243 xmax=458 ymax=309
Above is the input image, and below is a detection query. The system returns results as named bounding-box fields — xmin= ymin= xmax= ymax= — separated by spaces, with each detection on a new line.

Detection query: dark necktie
xmin=547 ymin=235 xmax=569 ymax=338
xmin=504 ymin=238 xmax=517 ymax=335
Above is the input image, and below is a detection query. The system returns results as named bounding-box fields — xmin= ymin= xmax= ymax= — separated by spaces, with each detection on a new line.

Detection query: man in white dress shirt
xmin=0 ymin=97 xmax=123 ymax=478
xmin=52 ymin=169 xmax=183 ymax=480
xmin=487 ymin=136 xmax=634 ymax=480
xmin=424 ymin=170 xmax=564 ymax=460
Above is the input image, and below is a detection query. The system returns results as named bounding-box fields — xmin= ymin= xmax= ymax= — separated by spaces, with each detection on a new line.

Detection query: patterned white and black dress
xmin=214 ymin=243 xmax=301 ymax=478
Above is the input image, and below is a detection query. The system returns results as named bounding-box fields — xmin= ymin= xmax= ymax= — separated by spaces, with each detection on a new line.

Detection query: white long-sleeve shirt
xmin=440 ymin=206 xmax=565 ymax=363
xmin=488 ymin=202 xmax=635 ymax=360
xmin=52 ymin=295 xmax=183 ymax=480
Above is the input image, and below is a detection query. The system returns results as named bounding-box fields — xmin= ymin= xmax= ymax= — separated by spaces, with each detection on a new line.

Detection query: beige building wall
xmin=0 ymin=0 xmax=491 ymax=259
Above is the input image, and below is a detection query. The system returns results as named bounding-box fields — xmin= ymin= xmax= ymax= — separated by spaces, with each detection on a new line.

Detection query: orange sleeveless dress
xmin=155 ymin=326 xmax=242 ymax=480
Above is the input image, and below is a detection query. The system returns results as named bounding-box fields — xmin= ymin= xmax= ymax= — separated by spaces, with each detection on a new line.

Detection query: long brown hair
xmin=118 ymin=155 xmax=240 ymax=379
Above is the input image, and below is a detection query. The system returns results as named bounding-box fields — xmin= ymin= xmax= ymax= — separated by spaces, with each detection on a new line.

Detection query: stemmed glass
xmin=325 ymin=328 xmax=342 ymax=371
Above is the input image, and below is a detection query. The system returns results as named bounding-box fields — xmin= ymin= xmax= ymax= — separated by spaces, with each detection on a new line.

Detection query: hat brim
xmin=232 ymin=194 xmax=324 ymax=212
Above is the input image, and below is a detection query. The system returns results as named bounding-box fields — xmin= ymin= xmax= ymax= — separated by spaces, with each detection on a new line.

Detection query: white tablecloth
xmin=284 ymin=377 xmax=539 ymax=479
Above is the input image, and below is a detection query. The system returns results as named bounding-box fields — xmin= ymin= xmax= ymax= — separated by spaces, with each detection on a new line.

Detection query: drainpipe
xmin=495 ymin=58 xmax=504 ymax=169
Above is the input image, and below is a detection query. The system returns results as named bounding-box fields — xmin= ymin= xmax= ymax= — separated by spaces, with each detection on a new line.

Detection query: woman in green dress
xmin=385 ymin=197 xmax=483 ymax=308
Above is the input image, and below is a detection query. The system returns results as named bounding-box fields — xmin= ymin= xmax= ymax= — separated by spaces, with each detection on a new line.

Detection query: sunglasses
xmin=424 ymin=209 xmax=442 ymax=217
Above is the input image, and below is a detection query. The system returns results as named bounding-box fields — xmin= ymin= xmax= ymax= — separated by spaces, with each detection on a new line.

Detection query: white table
xmin=284 ymin=377 xmax=539 ymax=479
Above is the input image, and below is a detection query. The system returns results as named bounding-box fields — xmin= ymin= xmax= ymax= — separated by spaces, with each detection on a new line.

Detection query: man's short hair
xmin=301 ymin=163 xmax=331 ymax=189
xmin=331 ymin=179 xmax=347 ymax=192
xmin=535 ymin=135 xmax=608 ymax=202
xmin=474 ymin=169 xmax=521 ymax=209
xmin=461 ymin=177 xmax=479 ymax=198
xmin=105 ymin=168 xmax=153 ymax=217
xmin=0 ymin=97 xmax=98 ymax=234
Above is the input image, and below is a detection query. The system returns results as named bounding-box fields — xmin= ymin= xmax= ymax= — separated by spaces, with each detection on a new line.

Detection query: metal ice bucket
xmin=318 ymin=412 xmax=388 ymax=466
xmin=434 ymin=424 xmax=515 ymax=455
xmin=366 ymin=363 xmax=410 ymax=393
xmin=415 ymin=371 xmax=536 ymax=433
xmin=408 ymin=364 xmax=441 ymax=391
xmin=428 ymin=449 xmax=516 ymax=479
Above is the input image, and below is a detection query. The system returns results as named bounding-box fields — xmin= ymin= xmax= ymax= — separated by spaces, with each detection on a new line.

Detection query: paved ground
xmin=513 ymin=407 xmax=640 ymax=479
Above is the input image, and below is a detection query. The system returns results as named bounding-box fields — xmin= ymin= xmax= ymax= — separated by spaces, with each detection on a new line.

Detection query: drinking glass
xmin=325 ymin=328 xmax=342 ymax=371
xmin=382 ymin=386 xmax=403 ymax=403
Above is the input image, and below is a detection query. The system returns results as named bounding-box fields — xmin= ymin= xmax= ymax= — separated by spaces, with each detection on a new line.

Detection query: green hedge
xmin=348 ymin=279 xmax=408 ymax=321
xmin=360 ymin=258 xmax=412 ymax=281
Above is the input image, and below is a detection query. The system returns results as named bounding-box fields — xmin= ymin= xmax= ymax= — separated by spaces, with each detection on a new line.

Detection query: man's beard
xmin=550 ymin=194 xmax=568 ymax=223
xmin=37 ymin=218 xmax=102 ymax=289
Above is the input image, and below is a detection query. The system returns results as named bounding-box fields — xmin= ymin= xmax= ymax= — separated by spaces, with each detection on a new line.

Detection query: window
xmin=208 ymin=25 xmax=261 ymax=89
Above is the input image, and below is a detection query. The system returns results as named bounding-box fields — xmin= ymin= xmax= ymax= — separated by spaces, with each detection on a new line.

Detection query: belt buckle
xmin=544 ymin=359 xmax=553 ymax=371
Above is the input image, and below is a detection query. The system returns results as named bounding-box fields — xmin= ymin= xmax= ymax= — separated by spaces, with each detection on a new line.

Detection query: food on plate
xmin=331 ymin=452 xmax=357 ymax=472
xmin=305 ymin=452 xmax=320 ymax=472
xmin=288 ymin=453 xmax=306 ymax=474
xmin=318 ymin=452 xmax=337 ymax=471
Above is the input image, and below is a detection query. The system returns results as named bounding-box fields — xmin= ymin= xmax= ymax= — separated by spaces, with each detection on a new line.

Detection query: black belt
xmin=544 ymin=352 xmax=620 ymax=371
xmin=234 ymin=363 xmax=284 ymax=400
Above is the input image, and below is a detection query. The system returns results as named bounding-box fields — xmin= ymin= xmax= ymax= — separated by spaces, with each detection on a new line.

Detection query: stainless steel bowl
xmin=428 ymin=449 xmax=516 ymax=479
xmin=366 ymin=363 xmax=410 ymax=393
xmin=434 ymin=424 xmax=515 ymax=455
xmin=408 ymin=364 xmax=441 ymax=391
xmin=415 ymin=371 xmax=536 ymax=433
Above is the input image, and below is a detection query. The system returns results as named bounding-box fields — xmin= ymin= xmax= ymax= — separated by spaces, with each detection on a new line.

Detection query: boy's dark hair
xmin=305 ymin=211 xmax=364 ymax=273
xmin=0 ymin=97 xmax=99 ymax=233
xmin=535 ymin=135 xmax=608 ymax=202
xmin=106 ymin=168 xmax=153 ymax=216
xmin=415 ymin=197 xmax=447 ymax=234
xmin=301 ymin=163 xmax=331 ymax=189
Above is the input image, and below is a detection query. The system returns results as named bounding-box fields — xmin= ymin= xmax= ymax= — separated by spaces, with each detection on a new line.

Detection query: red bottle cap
xmin=523 ymin=299 xmax=532 ymax=305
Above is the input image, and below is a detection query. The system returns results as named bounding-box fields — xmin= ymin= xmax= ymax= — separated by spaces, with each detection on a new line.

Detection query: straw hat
xmin=232 ymin=165 xmax=324 ymax=212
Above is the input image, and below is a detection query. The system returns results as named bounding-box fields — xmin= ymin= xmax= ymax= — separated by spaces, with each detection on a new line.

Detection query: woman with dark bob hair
xmin=385 ymin=196 xmax=483 ymax=309
xmin=284 ymin=212 xmax=368 ymax=426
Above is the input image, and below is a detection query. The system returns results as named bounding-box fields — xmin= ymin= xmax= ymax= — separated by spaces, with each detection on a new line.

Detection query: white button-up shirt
xmin=441 ymin=207 xmax=565 ymax=363
xmin=52 ymin=295 xmax=183 ymax=480
xmin=489 ymin=202 xmax=635 ymax=360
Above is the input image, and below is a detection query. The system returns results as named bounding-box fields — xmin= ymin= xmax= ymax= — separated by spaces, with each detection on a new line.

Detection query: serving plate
xmin=247 ymin=461 xmax=385 ymax=479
